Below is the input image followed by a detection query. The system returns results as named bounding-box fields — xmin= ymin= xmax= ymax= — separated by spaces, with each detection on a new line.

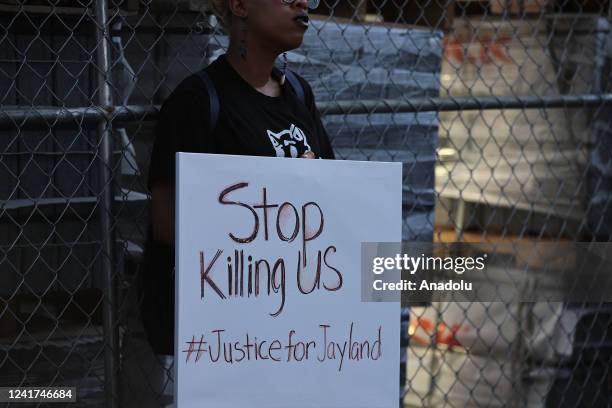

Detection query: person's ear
xmin=228 ymin=0 xmax=248 ymax=19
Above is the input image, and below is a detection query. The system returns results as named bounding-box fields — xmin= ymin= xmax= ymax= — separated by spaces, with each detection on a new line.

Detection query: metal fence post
xmin=93 ymin=0 xmax=119 ymax=407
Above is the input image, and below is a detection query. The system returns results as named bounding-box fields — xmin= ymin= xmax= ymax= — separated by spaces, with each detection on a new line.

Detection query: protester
xmin=139 ymin=0 xmax=335 ymax=395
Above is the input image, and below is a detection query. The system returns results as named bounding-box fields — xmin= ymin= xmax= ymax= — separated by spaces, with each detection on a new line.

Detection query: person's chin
xmin=284 ymin=35 xmax=305 ymax=51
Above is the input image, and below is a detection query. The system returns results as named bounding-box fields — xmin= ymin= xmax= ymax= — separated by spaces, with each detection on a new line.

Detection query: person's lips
xmin=293 ymin=13 xmax=309 ymax=28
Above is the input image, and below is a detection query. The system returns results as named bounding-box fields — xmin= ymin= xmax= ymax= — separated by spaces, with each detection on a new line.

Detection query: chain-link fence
xmin=1 ymin=0 xmax=611 ymax=406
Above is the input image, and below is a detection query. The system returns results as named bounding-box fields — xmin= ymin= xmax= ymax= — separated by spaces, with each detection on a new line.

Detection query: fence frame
xmin=2 ymin=94 xmax=612 ymax=131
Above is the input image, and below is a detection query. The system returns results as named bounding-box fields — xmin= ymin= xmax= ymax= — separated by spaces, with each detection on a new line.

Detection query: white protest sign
xmin=175 ymin=153 xmax=401 ymax=408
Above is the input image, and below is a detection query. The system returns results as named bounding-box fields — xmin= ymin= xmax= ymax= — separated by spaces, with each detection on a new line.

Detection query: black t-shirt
xmin=148 ymin=53 xmax=334 ymax=189
xmin=141 ymin=54 xmax=335 ymax=355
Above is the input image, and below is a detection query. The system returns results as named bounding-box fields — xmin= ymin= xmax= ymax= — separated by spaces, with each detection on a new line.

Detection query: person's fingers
xmin=301 ymin=150 xmax=315 ymax=159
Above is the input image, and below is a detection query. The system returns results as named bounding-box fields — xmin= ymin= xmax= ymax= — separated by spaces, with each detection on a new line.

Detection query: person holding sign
xmin=139 ymin=0 xmax=335 ymax=390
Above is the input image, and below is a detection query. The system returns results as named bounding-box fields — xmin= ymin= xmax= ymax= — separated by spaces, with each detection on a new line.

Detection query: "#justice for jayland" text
xmin=182 ymin=323 xmax=382 ymax=372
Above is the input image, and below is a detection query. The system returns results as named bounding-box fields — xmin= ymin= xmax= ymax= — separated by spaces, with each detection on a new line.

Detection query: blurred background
xmin=0 ymin=0 xmax=611 ymax=406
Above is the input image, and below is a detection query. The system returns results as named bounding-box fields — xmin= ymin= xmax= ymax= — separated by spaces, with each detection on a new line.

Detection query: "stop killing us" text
xmin=198 ymin=182 xmax=344 ymax=317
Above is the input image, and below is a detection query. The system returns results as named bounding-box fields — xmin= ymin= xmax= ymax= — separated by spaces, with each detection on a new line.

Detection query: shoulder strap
xmin=284 ymin=70 xmax=305 ymax=105
xmin=195 ymin=70 xmax=220 ymax=136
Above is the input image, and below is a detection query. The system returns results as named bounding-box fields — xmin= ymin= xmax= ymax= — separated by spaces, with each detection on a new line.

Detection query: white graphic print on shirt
xmin=266 ymin=124 xmax=311 ymax=158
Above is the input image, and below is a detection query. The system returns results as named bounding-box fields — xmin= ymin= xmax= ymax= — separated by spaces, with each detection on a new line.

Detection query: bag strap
xmin=284 ymin=69 xmax=305 ymax=105
xmin=195 ymin=70 xmax=220 ymax=136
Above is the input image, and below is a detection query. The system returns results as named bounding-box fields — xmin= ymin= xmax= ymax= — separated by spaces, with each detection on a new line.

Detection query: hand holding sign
xmin=301 ymin=150 xmax=316 ymax=159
